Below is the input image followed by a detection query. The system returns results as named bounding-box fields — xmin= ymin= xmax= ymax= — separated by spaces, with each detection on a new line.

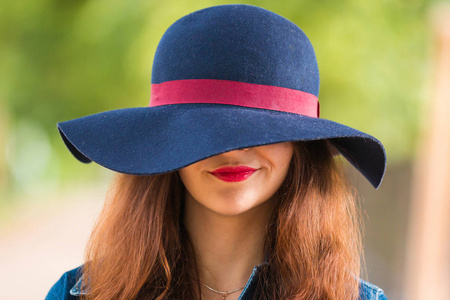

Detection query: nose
xmin=229 ymin=147 xmax=250 ymax=153
xmin=219 ymin=147 xmax=250 ymax=156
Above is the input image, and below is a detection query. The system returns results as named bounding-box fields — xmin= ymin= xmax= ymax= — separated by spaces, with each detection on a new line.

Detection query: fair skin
xmin=179 ymin=142 xmax=294 ymax=300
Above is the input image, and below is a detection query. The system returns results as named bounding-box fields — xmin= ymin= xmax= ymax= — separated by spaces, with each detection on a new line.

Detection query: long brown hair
xmin=81 ymin=140 xmax=362 ymax=299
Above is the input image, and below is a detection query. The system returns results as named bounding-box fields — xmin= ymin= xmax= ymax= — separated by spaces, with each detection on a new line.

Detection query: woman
xmin=47 ymin=4 xmax=388 ymax=300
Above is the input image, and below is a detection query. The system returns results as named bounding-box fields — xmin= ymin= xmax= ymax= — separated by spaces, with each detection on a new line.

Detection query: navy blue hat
xmin=58 ymin=4 xmax=386 ymax=188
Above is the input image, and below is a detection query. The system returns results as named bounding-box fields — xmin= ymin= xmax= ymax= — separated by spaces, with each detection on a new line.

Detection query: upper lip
xmin=210 ymin=165 xmax=258 ymax=173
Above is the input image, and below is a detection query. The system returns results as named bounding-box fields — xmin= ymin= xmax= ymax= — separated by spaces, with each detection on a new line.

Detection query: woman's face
xmin=178 ymin=142 xmax=294 ymax=216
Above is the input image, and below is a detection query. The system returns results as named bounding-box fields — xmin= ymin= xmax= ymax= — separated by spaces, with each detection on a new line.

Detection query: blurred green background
xmin=0 ymin=0 xmax=442 ymax=299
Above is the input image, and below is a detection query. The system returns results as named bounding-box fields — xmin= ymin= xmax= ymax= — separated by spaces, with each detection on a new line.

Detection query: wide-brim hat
xmin=58 ymin=4 xmax=386 ymax=188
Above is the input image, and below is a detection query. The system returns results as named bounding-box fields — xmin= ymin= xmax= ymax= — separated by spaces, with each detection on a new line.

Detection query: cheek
xmin=265 ymin=144 xmax=294 ymax=188
xmin=178 ymin=166 xmax=201 ymax=194
xmin=178 ymin=164 xmax=217 ymax=204
xmin=277 ymin=150 xmax=294 ymax=177
xmin=266 ymin=143 xmax=294 ymax=172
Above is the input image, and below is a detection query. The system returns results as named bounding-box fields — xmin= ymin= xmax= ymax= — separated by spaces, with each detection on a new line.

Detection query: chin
xmin=207 ymin=200 xmax=266 ymax=217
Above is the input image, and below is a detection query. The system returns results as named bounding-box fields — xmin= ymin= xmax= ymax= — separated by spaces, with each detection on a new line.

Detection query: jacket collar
xmin=69 ymin=274 xmax=89 ymax=296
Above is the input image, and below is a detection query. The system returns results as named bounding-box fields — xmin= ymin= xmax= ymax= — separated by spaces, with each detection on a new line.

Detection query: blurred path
xmin=404 ymin=4 xmax=450 ymax=299
xmin=0 ymin=186 xmax=105 ymax=300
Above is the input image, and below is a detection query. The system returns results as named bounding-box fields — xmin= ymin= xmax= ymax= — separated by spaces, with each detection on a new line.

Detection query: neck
xmin=183 ymin=192 xmax=273 ymax=295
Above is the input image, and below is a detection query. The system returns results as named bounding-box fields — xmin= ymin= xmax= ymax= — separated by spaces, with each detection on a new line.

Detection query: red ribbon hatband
xmin=149 ymin=79 xmax=319 ymax=118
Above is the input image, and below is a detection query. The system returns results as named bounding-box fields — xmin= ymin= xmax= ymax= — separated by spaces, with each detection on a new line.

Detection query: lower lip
xmin=210 ymin=170 xmax=258 ymax=182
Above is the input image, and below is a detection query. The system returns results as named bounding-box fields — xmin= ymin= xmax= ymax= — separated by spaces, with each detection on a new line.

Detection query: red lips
xmin=209 ymin=166 xmax=259 ymax=182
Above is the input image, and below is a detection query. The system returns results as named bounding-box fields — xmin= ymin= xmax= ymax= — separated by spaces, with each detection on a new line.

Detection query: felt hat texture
xmin=58 ymin=4 xmax=386 ymax=188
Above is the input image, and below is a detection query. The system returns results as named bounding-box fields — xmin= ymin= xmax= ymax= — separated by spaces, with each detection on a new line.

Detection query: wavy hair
xmin=81 ymin=140 xmax=362 ymax=299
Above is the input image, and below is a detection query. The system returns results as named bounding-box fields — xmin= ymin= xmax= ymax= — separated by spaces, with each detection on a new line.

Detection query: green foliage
xmin=0 ymin=0 xmax=438 ymax=191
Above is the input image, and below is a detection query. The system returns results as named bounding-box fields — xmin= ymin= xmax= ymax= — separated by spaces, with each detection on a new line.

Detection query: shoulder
xmin=45 ymin=266 xmax=84 ymax=300
xmin=359 ymin=279 xmax=388 ymax=300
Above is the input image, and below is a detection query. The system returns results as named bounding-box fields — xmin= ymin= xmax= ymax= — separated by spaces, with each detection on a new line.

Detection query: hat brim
xmin=57 ymin=104 xmax=386 ymax=188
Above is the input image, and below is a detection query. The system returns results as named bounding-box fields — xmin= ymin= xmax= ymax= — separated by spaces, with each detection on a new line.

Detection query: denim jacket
xmin=46 ymin=265 xmax=388 ymax=300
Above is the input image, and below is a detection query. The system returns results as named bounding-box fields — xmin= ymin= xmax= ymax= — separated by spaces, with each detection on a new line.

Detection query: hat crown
xmin=151 ymin=5 xmax=319 ymax=97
